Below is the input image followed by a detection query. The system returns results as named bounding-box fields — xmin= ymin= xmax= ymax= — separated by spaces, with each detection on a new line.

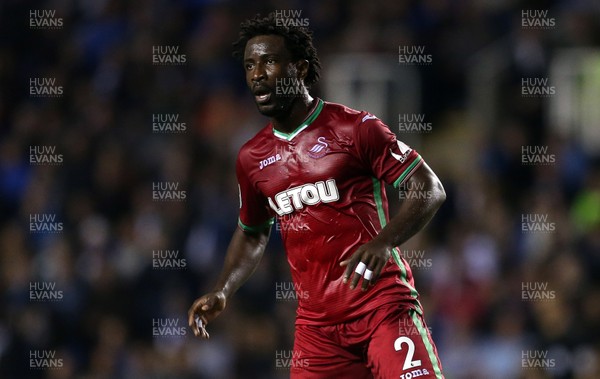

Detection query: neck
xmin=271 ymin=94 xmax=316 ymax=134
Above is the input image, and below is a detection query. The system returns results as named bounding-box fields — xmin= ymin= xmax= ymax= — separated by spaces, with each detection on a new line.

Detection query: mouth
xmin=255 ymin=93 xmax=272 ymax=104
xmin=253 ymin=87 xmax=272 ymax=105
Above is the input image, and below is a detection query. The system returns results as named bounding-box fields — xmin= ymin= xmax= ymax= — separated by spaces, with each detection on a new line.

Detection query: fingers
xmin=188 ymin=299 xmax=201 ymax=337
xmin=361 ymin=255 xmax=385 ymax=291
xmin=194 ymin=315 xmax=210 ymax=339
xmin=370 ymin=258 xmax=385 ymax=283
xmin=349 ymin=258 xmax=366 ymax=289
xmin=187 ymin=298 xmax=204 ymax=327
xmin=188 ymin=300 xmax=198 ymax=330
xmin=354 ymin=255 xmax=376 ymax=291
xmin=341 ymin=248 xmax=387 ymax=291
xmin=341 ymin=251 xmax=361 ymax=285
xmin=361 ymin=267 xmax=374 ymax=291
xmin=340 ymin=249 xmax=372 ymax=289
xmin=188 ymin=296 xmax=212 ymax=338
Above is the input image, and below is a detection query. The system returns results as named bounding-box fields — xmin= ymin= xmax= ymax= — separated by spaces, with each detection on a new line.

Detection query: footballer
xmin=189 ymin=12 xmax=446 ymax=379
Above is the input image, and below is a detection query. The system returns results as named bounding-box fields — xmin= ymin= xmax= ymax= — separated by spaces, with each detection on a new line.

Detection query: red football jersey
xmin=236 ymin=99 xmax=424 ymax=325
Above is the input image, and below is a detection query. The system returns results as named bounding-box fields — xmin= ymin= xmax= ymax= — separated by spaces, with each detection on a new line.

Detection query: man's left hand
xmin=340 ymin=239 xmax=391 ymax=291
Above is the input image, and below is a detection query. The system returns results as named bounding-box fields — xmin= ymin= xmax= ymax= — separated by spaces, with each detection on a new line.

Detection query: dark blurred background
xmin=1 ymin=0 xmax=599 ymax=378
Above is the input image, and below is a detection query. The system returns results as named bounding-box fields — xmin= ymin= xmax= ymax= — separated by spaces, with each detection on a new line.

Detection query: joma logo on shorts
xmin=268 ymin=179 xmax=339 ymax=216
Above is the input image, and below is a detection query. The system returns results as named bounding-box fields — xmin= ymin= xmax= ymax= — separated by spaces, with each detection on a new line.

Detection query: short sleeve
xmin=355 ymin=115 xmax=423 ymax=188
xmin=236 ymin=154 xmax=275 ymax=233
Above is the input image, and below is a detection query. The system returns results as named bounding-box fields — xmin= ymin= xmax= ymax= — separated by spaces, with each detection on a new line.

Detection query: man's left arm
xmin=341 ymin=161 xmax=445 ymax=290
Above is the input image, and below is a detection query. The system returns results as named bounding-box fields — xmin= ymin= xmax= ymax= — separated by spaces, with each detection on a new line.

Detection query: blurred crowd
xmin=1 ymin=0 xmax=599 ymax=378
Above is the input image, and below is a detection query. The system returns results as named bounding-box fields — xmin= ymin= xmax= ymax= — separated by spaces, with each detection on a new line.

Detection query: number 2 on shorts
xmin=394 ymin=336 xmax=422 ymax=370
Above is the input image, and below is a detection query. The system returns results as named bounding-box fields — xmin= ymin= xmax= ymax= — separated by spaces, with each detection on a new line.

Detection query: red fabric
xmin=291 ymin=304 xmax=444 ymax=378
xmin=236 ymin=99 xmax=424 ymax=325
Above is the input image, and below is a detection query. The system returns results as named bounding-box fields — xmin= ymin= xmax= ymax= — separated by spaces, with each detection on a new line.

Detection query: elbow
xmin=431 ymin=176 xmax=446 ymax=209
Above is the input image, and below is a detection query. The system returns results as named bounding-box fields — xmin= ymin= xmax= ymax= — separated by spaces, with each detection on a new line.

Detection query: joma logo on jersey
xmin=259 ymin=153 xmax=282 ymax=170
xmin=268 ymin=179 xmax=339 ymax=216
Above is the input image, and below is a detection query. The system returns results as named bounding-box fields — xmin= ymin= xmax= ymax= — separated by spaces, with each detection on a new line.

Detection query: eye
xmin=267 ymin=58 xmax=276 ymax=64
xmin=245 ymin=63 xmax=254 ymax=70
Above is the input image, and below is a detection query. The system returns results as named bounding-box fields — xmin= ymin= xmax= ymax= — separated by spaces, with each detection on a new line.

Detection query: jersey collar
xmin=272 ymin=99 xmax=324 ymax=141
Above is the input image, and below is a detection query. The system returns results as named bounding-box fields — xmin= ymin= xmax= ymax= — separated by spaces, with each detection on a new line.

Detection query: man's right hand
xmin=187 ymin=226 xmax=270 ymax=339
xmin=188 ymin=291 xmax=227 ymax=339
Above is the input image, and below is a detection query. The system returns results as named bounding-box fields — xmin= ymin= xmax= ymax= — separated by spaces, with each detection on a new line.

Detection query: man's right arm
xmin=188 ymin=225 xmax=270 ymax=338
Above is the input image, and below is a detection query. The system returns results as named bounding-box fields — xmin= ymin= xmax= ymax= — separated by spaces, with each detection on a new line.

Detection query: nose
xmin=251 ymin=62 xmax=266 ymax=84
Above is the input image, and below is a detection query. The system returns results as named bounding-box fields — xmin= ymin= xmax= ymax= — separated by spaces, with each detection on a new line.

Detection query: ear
xmin=295 ymin=59 xmax=309 ymax=81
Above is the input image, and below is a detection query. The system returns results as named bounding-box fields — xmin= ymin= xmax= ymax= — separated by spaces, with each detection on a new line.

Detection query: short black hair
xmin=232 ymin=12 xmax=321 ymax=87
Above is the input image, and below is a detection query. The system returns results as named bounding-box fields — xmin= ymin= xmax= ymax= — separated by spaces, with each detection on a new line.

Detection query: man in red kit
xmin=189 ymin=12 xmax=446 ymax=379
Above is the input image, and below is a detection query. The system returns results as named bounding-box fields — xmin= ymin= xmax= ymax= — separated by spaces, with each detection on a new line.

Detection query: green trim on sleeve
xmin=371 ymin=177 xmax=420 ymax=301
xmin=371 ymin=177 xmax=387 ymax=229
xmin=238 ymin=217 xmax=274 ymax=233
xmin=393 ymin=155 xmax=423 ymax=188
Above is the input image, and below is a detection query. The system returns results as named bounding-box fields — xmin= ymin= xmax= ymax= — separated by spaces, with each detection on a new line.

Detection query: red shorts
xmin=290 ymin=304 xmax=444 ymax=379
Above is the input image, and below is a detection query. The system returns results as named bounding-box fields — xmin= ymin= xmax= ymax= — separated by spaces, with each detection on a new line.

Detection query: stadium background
xmin=1 ymin=0 xmax=599 ymax=378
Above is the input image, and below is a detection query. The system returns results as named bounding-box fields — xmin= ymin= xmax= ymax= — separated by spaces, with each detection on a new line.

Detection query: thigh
xmin=291 ymin=323 xmax=373 ymax=379
xmin=367 ymin=307 xmax=444 ymax=379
